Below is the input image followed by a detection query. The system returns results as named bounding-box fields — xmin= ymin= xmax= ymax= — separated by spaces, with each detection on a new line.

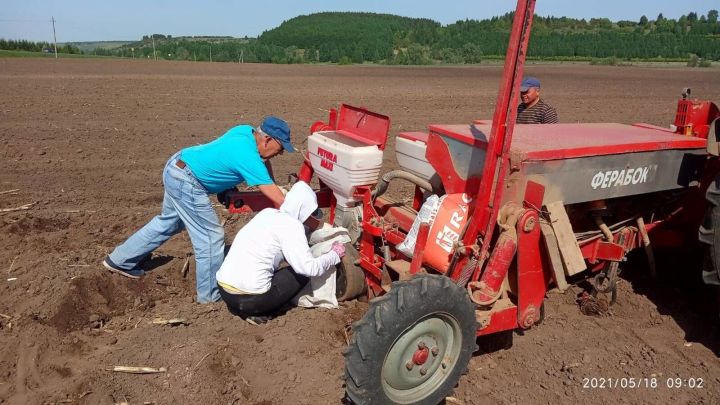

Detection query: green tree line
xmin=435 ymin=11 xmax=720 ymax=60
xmin=2 ymin=10 xmax=718 ymax=64
xmin=0 ymin=39 xmax=81 ymax=54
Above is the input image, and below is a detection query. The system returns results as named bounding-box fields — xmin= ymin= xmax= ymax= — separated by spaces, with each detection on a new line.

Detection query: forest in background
xmin=2 ymin=10 xmax=718 ymax=65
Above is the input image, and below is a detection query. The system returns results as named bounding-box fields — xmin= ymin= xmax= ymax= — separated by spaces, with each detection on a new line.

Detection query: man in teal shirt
xmin=102 ymin=116 xmax=293 ymax=303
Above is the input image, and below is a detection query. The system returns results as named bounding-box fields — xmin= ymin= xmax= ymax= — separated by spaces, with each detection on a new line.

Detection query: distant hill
xmin=64 ymin=36 xmax=244 ymax=56
xmin=63 ymin=41 xmax=132 ymax=53
xmin=254 ymin=11 xmax=720 ymax=63
xmin=101 ymin=34 xmax=256 ymax=61
xmin=259 ymin=12 xmax=440 ymax=61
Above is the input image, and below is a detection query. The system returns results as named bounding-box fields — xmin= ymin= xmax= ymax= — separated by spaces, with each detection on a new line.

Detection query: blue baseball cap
xmin=520 ymin=76 xmax=541 ymax=91
xmin=260 ymin=116 xmax=295 ymax=153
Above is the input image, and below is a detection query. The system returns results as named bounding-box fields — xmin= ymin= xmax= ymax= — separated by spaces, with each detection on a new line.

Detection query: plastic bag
xmin=396 ymin=194 xmax=441 ymax=257
xmin=309 ymin=223 xmax=351 ymax=246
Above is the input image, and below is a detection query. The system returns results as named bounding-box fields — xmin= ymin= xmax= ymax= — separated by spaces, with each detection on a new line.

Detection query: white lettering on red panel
xmin=434 ymin=193 xmax=472 ymax=253
xmin=436 ymin=225 xmax=459 ymax=253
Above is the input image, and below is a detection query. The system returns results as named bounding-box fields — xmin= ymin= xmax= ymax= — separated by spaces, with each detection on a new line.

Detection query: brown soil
xmin=1 ymin=58 xmax=719 ymax=404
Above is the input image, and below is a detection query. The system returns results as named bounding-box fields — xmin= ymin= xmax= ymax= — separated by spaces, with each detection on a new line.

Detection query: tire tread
xmin=344 ymin=274 xmax=477 ymax=405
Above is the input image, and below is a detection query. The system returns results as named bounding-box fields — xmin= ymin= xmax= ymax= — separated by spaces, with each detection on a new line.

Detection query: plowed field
xmin=1 ymin=58 xmax=719 ymax=404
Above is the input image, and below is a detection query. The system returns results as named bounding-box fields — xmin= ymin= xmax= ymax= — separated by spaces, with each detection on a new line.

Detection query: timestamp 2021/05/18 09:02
xmin=582 ymin=377 xmax=705 ymax=389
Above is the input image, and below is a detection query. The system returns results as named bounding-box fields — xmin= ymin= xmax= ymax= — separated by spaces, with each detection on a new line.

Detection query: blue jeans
xmin=109 ymin=152 xmax=223 ymax=303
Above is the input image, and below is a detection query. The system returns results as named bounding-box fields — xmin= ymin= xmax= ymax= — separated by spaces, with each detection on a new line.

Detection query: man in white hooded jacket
xmin=216 ymin=181 xmax=346 ymax=323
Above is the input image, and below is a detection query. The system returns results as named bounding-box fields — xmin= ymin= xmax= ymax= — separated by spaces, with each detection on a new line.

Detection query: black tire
xmin=343 ymin=274 xmax=477 ymax=405
xmin=336 ymin=246 xmax=366 ymax=302
xmin=700 ymin=177 xmax=720 ymax=286
xmin=700 ymin=177 xmax=720 ymax=322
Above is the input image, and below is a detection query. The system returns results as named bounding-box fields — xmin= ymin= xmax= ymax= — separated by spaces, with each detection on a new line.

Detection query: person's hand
xmin=216 ymin=187 xmax=238 ymax=207
xmin=331 ymin=241 xmax=346 ymax=258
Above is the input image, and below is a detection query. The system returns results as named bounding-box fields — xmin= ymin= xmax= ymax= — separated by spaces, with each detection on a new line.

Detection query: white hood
xmin=280 ymin=181 xmax=318 ymax=223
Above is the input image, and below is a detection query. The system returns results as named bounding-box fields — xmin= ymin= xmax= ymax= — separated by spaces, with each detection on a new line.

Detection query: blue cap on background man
xmin=260 ymin=116 xmax=295 ymax=153
xmin=520 ymin=77 xmax=541 ymax=92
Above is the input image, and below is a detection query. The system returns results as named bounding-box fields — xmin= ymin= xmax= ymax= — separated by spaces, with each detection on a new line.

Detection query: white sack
xmin=292 ymin=224 xmax=351 ymax=308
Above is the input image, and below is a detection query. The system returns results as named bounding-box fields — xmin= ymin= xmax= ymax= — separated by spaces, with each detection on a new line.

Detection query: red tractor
xmin=223 ymin=1 xmax=720 ymax=403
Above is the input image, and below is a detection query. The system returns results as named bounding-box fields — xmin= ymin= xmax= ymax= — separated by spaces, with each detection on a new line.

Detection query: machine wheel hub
xmin=381 ymin=313 xmax=462 ymax=401
xmin=412 ymin=346 xmax=429 ymax=366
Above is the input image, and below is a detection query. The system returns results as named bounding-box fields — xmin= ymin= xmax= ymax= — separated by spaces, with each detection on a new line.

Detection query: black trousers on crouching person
xmin=218 ymin=267 xmax=309 ymax=318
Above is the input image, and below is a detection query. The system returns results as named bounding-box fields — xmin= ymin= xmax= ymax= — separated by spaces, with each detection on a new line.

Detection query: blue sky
xmin=1 ymin=1 xmax=718 ymax=42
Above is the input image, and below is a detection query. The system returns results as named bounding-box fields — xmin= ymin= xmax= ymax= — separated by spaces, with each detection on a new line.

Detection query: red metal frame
xmin=424 ymin=131 xmax=484 ymax=194
xmin=476 ymin=207 xmax=550 ymax=335
xmin=217 ymin=0 xmax=720 ymax=344
xmin=476 ymin=306 xmax=518 ymax=336
xmin=335 ymin=104 xmax=391 ymax=150
xmin=410 ymin=223 xmax=430 ymax=275
xmin=356 ymin=186 xmax=386 ymax=295
xmin=224 ymin=188 xmax=333 ymax=215
xmin=516 ymin=210 xmax=547 ymax=329
xmin=459 ymin=0 xmax=536 ymax=273
xmin=428 ymin=122 xmax=707 ymax=163
xmin=674 ymin=99 xmax=720 ymax=138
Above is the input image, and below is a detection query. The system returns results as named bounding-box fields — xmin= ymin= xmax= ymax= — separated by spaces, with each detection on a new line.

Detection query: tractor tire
xmin=343 ymin=274 xmax=477 ymax=405
xmin=336 ymin=246 xmax=366 ymax=302
xmin=700 ymin=177 xmax=720 ymax=323
xmin=699 ymin=178 xmax=720 ymax=287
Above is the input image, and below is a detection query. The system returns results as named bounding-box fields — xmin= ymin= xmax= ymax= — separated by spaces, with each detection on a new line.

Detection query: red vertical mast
xmin=459 ymin=0 xmax=536 ymax=264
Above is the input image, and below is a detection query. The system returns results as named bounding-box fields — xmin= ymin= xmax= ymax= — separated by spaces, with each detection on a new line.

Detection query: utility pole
xmin=151 ymin=35 xmax=157 ymax=60
xmin=51 ymin=16 xmax=58 ymax=59
xmin=131 ymin=47 xmax=135 ymax=59
xmin=209 ymin=43 xmax=212 ymax=62
xmin=240 ymin=49 xmax=244 ymax=64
